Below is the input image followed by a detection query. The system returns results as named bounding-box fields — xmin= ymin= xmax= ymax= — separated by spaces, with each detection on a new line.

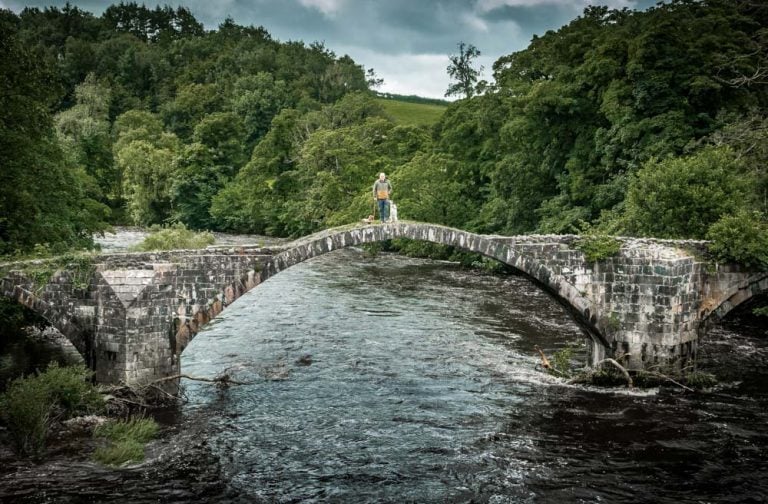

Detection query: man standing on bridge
xmin=372 ymin=172 xmax=392 ymax=223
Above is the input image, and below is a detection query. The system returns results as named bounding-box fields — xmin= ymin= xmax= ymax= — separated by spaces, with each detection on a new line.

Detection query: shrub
xmin=575 ymin=234 xmax=621 ymax=262
xmin=388 ymin=238 xmax=508 ymax=272
xmin=706 ymin=210 xmax=768 ymax=270
xmin=0 ymin=363 xmax=103 ymax=457
xmin=93 ymin=416 xmax=159 ymax=444
xmin=93 ymin=439 xmax=145 ymax=466
xmin=34 ymin=363 xmax=104 ymax=415
xmin=463 ymin=254 xmax=507 ymax=273
xmin=684 ymin=371 xmax=717 ymax=389
xmin=550 ymin=346 xmax=575 ymax=377
xmin=390 ymin=238 xmax=453 ymax=260
xmin=0 ymin=375 xmax=55 ymax=456
xmin=132 ymin=223 xmax=215 ymax=251
xmin=361 ymin=242 xmax=384 ymax=258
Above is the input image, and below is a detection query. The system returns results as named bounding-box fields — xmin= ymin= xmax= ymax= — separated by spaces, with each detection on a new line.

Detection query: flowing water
xmin=177 ymin=249 xmax=768 ymax=503
xmin=1 ymin=244 xmax=766 ymax=503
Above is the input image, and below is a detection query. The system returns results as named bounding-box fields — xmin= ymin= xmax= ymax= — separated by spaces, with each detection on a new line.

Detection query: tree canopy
xmin=2 ymin=0 xmax=767 ymax=268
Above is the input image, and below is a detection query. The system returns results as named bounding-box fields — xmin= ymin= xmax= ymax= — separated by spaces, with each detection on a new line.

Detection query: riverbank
xmin=0 ymin=410 xmax=238 ymax=503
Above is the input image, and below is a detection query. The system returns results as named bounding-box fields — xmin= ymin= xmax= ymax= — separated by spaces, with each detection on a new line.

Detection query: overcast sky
xmin=4 ymin=0 xmax=662 ymax=99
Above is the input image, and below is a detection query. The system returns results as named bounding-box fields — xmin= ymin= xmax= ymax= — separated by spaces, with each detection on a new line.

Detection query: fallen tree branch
xmin=642 ymin=371 xmax=695 ymax=392
xmin=100 ymin=373 xmax=254 ymax=413
xmin=106 ymin=395 xmax=152 ymax=410
xmin=148 ymin=373 xmax=254 ymax=386
xmin=595 ymin=357 xmax=634 ymax=388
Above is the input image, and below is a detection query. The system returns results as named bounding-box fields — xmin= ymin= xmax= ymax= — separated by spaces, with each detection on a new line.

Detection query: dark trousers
xmin=377 ymin=199 xmax=389 ymax=222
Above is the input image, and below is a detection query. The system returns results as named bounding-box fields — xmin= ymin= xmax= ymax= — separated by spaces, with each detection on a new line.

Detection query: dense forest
xmin=1 ymin=0 xmax=767 ymax=267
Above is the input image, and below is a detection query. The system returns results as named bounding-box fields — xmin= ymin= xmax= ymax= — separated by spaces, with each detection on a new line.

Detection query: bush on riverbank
xmin=131 ymin=223 xmax=215 ymax=251
xmin=706 ymin=210 xmax=768 ymax=271
xmin=0 ymin=363 xmax=104 ymax=457
xmin=93 ymin=416 xmax=159 ymax=466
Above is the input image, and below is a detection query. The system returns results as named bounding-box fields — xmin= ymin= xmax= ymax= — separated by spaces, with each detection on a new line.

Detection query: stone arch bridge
xmin=1 ymin=222 xmax=766 ymax=387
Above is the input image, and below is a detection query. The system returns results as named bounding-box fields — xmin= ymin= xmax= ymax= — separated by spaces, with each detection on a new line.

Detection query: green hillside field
xmin=376 ymin=98 xmax=447 ymax=126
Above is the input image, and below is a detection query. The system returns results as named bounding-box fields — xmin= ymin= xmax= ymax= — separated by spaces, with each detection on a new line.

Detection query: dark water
xmin=175 ymin=249 xmax=768 ymax=503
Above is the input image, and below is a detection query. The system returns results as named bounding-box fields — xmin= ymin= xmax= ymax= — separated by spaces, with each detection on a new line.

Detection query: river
xmin=1 ymin=244 xmax=767 ymax=503
xmin=179 ymin=248 xmax=768 ymax=503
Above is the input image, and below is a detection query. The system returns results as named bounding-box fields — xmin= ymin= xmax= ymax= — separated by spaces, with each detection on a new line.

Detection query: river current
xmin=178 ymin=248 xmax=768 ymax=503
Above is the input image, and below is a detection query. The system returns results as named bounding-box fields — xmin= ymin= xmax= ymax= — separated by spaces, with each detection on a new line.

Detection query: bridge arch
xmin=701 ymin=272 xmax=768 ymax=328
xmin=244 ymin=223 xmax=609 ymax=358
xmin=0 ymin=275 xmax=94 ymax=367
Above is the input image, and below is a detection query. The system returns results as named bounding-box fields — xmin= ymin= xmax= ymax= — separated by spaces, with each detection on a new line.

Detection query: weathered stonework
xmin=1 ymin=223 xmax=766 ymax=389
xmin=1 ymin=248 xmax=272 ymax=386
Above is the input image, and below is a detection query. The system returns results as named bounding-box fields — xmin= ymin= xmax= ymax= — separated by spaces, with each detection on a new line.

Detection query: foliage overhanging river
xmin=2 ymin=247 xmax=767 ymax=503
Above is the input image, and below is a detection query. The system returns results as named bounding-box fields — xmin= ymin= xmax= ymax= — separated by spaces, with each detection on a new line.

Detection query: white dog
xmin=389 ymin=201 xmax=398 ymax=222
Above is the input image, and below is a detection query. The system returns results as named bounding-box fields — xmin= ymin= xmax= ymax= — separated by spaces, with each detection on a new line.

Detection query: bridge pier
xmin=94 ymin=251 xmax=269 ymax=391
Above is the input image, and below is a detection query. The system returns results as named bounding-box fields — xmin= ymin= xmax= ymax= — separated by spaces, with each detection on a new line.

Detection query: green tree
xmin=54 ymin=74 xmax=117 ymax=202
xmin=210 ymin=108 xmax=302 ymax=234
xmin=396 ymin=152 xmax=474 ymax=226
xmin=622 ymin=147 xmax=752 ymax=239
xmin=1 ymin=12 xmax=109 ymax=254
xmin=230 ymin=73 xmax=291 ymax=147
xmin=319 ymin=55 xmax=369 ymax=103
xmin=116 ymin=139 xmax=178 ymax=225
xmin=112 ymin=109 xmax=165 ymax=145
xmin=170 ymin=143 xmax=219 ymax=229
xmin=705 ymin=113 xmax=768 ymax=214
xmin=445 ymin=42 xmax=483 ymax=99
xmin=169 ymin=112 xmax=246 ymax=229
xmin=102 ymin=3 xmax=203 ymax=42
xmin=192 ymin=112 xmax=247 ymax=173
xmin=279 ymin=117 xmax=393 ymax=235
xmin=160 ymin=83 xmax=223 ymax=140
xmin=707 ymin=210 xmax=768 ymax=270
xmin=113 ymin=110 xmax=180 ymax=225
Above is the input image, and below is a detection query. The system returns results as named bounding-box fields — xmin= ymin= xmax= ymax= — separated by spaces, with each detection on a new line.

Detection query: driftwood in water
xmin=638 ymin=370 xmax=695 ymax=392
xmin=534 ymin=345 xmax=552 ymax=370
xmin=535 ymin=345 xmax=704 ymax=392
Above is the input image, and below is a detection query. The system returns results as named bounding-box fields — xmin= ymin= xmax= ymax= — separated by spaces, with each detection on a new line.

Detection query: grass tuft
xmin=93 ymin=416 xmax=160 ymax=466
xmin=93 ymin=439 xmax=145 ymax=466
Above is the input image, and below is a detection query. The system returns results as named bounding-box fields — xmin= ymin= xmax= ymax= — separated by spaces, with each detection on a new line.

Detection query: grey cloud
xmin=6 ymin=0 xmax=661 ymax=55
